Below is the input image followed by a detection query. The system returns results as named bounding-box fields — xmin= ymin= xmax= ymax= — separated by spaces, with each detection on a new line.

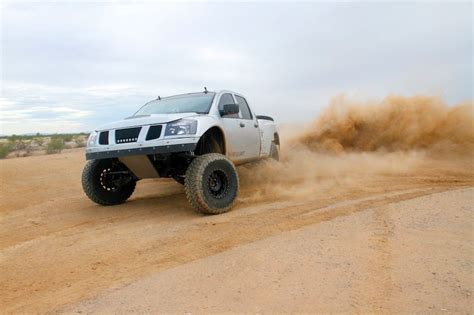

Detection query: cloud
xmin=0 ymin=83 xmax=150 ymax=134
xmin=0 ymin=1 xmax=472 ymax=134
xmin=0 ymin=98 xmax=16 ymax=110
xmin=0 ymin=97 xmax=92 ymax=134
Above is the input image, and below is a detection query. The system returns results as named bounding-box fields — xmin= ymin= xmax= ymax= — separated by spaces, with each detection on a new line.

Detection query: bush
xmin=75 ymin=139 xmax=86 ymax=148
xmin=9 ymin=135 xmax=20 ymax=143
xmin=0 ymin=143 xmax=13 ymax=158
xmin=24 ymin=143 xmax=33 ymax=156
xmin=52 ymin=134 xmax=73 ymax=142
xmin=13 ymin=140 xmax=27 ymax=151
xmin=62 ymin=135 xmax=73 ymax=142
xmin=34 ymin=137 xmax=45 ymax=146
xmin=46 ymin=138 xmax=65 ymax=154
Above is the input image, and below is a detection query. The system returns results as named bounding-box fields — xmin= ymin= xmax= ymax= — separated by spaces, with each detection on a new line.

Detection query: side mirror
xmin=221 ymin=104 xmax=239 ymax=116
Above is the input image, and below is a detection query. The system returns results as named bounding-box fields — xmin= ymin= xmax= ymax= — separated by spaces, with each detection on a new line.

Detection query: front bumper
xmin=86 ymin=142 xmax=197 ymax=160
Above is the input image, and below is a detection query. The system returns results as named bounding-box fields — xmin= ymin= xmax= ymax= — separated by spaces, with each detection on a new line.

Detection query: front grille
xmin=98 ymin=131 xmax=109 ymax=145
xmin=115 ymin=127 xmax=141 ymax=144
xmin=146 ymin=125 xmax=162 ymax=140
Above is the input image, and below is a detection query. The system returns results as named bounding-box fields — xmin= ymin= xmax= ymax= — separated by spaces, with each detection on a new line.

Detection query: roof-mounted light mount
xmin=204 ymin=87 xmax=208 ymax=94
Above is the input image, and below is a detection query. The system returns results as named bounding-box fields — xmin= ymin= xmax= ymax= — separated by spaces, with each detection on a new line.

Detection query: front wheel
xmin=82 ymin=159 xmax=136 ymax=206
xmin=184 ymin=153 xmax=239 ymax=215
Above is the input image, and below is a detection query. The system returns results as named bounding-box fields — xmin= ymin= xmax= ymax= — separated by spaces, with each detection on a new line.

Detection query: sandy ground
xmin=68 ymin=188 xmax=473 ymax=314
xmin=0 ymin=148 xmax=473 ymax=313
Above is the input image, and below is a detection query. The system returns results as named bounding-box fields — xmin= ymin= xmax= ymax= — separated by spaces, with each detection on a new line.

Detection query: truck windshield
xmin=134 ymin=93 xmax=216 ymax=115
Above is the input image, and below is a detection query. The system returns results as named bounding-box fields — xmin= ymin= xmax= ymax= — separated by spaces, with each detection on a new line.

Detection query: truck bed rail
xmin=256 ymin=115 xmax=274 ymax=121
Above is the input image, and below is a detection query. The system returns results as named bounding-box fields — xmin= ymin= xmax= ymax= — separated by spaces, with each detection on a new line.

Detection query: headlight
xmin=165 ymin=119 xmax=197 ymax=136
xmin=88 ymin=131 xmax=99 ymax=145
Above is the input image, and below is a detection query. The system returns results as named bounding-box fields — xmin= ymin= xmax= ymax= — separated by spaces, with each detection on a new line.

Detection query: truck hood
xmin=95 ymin=113 xmax=198 ymax=131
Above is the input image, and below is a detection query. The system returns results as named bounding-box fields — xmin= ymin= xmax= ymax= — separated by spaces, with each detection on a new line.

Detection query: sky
xmin=0 ymin=0 xmax=472 ymax=135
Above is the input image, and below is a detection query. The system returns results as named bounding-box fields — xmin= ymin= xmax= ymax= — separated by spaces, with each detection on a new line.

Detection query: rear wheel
xmin=270 ymin=142 xmax=280 ymax=161
xmin=82 ymin=159 xmax=136 ymax=205
xmin=184 ymin=153 xmax=239 ymax=215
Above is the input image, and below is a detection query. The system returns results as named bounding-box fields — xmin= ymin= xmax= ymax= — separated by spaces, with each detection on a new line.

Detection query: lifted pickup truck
xmin=82 ymin=89 xmax=280 ymax=214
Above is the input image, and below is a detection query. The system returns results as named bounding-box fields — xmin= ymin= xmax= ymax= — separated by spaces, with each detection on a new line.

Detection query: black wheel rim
xmin=207 ymin=169 xmax=229 ymax=199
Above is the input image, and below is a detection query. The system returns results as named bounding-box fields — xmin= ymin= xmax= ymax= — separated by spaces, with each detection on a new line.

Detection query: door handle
xmin=239 ymin=122 xmax=245 ymax=128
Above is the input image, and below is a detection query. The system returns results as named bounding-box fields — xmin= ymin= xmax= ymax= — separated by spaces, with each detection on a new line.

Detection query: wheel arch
xmin=194 ymin=126 xmax=227 ymax=155
xmin=274 ymin=132 xmax=280 ymax=146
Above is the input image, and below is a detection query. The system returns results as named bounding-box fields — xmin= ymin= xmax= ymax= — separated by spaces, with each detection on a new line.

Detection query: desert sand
xmin=0 ymin=147 xmax=472 ymax=313
xmin=68 ymin=188 xmax=473 ymax=314
xmin=1 ymin=96 xmax=473 ymax=313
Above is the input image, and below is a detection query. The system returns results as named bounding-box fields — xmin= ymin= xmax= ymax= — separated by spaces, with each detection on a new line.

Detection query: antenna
xmin=204 ymin=87 xmax=208 ymax=94
xmin=157 ymin=95 xmax=161 ymax=100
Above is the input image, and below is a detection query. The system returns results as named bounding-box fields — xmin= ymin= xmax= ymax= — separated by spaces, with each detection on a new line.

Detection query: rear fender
xmin=257 ymin=119 xmax=278 ymax=157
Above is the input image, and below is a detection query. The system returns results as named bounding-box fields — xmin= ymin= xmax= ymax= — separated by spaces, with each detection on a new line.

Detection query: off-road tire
xmin=270 ymin=142 xmax=280 ymax=161
xmin=184 ymin=153 xmax=239 ymax=215
xmin=82 ymin=159 xmax=136 ymax=206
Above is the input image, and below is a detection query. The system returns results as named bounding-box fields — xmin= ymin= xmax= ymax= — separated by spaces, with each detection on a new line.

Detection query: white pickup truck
xmin=83 ymin=89 xmax=280 ymax=214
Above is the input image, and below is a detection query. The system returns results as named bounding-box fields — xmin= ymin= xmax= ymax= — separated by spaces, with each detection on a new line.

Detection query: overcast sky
xmin=0 ymin=0 xmax=472 ymax=134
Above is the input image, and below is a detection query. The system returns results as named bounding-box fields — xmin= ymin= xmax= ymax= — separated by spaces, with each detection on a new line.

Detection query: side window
xmin=218 ymin=93 xmax=235 ymax=110
xmin=235 ymin=95 xmax=253 ymax=120
xmin=218 ymin=93 xmax=239 ymax=118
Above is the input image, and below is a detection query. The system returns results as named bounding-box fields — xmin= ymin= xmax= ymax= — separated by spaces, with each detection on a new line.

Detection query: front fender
xmin=194 ymin=115 xmax=224 ymax=137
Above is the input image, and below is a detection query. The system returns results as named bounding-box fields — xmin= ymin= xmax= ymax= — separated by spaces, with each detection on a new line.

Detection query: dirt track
xmin=0 ymin=147 xmax=472 ymax=313
xmin=67 ymin=188 xmax=473 ymax=314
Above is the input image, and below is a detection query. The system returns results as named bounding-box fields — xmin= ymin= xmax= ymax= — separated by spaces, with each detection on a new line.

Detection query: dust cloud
xmin=238 ymin=95 xmax=473 ymax=203
xmin=298 ymin=95 xmax=473 ymax=155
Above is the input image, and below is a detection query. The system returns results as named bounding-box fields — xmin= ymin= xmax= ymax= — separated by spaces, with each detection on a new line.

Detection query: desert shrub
xmin=34 ymin=137 xmax=45 ymax=146
xmin=46 ymin=138 xmax=65 ymax=154
xmin=9 ymin=135 xmax=20 ymax=143
xmin=8 ymin=134 xmax=32 ymax=142
xmin=62 ymin=135 xmax=73 ymax=142
xmin=0 ymin=143 xmax=13 ymax=158
xmin=25 ymin=144 xmax=33 ymax=156
xmin=13 ymin=140 xmax=28 ymax=151
xmin=75 ymin=139 xmax=86 ymax=148
xmin=52 ymin=134 xmax=73 ymax=142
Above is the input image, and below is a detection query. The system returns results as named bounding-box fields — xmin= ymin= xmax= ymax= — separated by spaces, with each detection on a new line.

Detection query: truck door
xmin=234 ymin=94 xmax=261 ymax=160
xmin=218 ymin=93 xmax=261 ymax=163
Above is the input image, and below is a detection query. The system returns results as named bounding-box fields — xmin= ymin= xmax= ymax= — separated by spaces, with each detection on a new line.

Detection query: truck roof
xmin=157 ymin=90 xmax=241 ymax=100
